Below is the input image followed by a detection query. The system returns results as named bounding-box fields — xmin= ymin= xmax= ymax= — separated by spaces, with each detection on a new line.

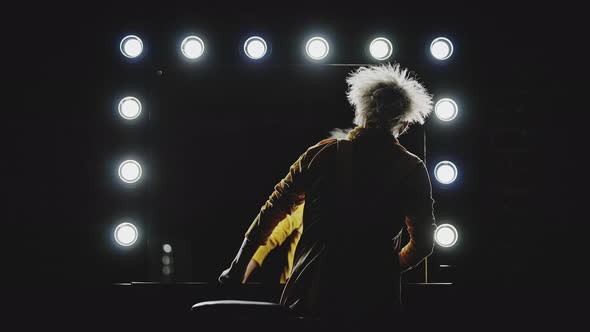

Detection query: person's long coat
xmin=245 ymin=127 xmax=436 ymax=319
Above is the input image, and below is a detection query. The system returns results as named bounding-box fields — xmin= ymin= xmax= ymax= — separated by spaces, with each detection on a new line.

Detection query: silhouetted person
xmin=219 ymin=64 xmax=436 ymax=323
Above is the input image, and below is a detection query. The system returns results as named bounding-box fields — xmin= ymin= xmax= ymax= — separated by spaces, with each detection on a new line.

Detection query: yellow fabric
xmin=251 ymin=203 xmax=304 ymax=283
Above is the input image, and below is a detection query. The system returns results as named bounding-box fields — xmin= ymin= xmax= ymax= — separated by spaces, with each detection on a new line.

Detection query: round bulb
xmin=181 ymin=36 xmax=205 ymax=59
xmin=434 ymin=161 xmax=458 ymax=184
xmin=118 ymin=96 xmax=142 ymax=120
xmin=369 ymin=37 xmax=393 ymax=60
xmin=162 ymin=244 xmax=172 ymax=253
xmin=435 ymin=224 xmax=458 ymax=247
xmin=120 ymin=35 xmax=143 ymax=58
xmin=118 ymin=160 xmax=142 ymax=184
xmin=306 ymin=37 xmax=329 ymax=60
xmin=430 ymin=37 xmax=454 ymax=60
xmin=244 ymin=36 xmax=267 ymax=59
xmin=435 ymin=98 xmax=458 ymax=121
xmin=114 ymin=222 xmax=138 ymax=247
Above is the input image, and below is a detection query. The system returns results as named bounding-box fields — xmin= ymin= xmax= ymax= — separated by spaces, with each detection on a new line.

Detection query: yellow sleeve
xmin=252 ymin=204 xmax=304 ymax=266
xmin=282 ymin=205 xmax=304 ymax=282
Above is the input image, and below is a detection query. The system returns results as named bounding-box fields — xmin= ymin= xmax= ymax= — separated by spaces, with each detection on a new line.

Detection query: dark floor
xmin=4 ymin=281 xmax=578 ymax=330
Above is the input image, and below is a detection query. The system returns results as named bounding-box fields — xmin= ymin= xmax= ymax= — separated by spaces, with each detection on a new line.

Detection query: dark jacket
xmin=245 ymin=127 xmax=436 ymax=319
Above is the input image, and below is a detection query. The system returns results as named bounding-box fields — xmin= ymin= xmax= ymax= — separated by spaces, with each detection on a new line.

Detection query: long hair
xmin=346 ymin=64 xmax=433 ymax=137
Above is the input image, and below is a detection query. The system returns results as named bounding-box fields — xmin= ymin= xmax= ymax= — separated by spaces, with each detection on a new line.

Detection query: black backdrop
xmin=3 ymin=2 xmax=584 ymax=324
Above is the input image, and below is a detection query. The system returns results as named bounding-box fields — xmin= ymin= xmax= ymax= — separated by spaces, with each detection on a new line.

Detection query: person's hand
xmin=218 ymin=267 xmax=238 ymax=285
xmin=218 ymin=238 xmax=258 ymax=285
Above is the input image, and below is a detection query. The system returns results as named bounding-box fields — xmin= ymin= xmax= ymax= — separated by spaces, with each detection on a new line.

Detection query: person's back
xmin=220 ymin=64 xmax=436 ymax=323
xmin=280 ymin=127 xmax=433 ymax=320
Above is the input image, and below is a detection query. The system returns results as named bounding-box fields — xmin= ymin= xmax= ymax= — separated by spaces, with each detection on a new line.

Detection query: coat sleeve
xmin=244 ymin=151 xmax=308 ymax=246
xmin=245 ymin=140 xmax=333 ymax=246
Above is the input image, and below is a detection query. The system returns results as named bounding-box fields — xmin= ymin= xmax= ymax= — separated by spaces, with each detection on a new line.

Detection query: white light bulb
xmin=120 ymin=35 xmax=143 ymax=58
xmin=435 ymin=224 xmax=458 ymax=247
xmin=435 ymin=98 xmax=458 ymax=121
xmin=118 ymin=160 xmax=142 ymax=184
xmin=181 ymin=36 xmax=205 ymax=59
xmin=114 ymin=222 xmax=138 ymax=247
xmin=430 ymin=37 xmax=454 ymax=60
xmin=244 ymin=36 xmax=267 ymax=59
xmin=434 ymin=161 xmax=458 ymax=184
xmin=306 ymin=37 xmax=329 ymax=60
xmin=370 ymin=37 xmax=393 ymax=60
xmin=118 ymin=97 xmax=142 ymax=120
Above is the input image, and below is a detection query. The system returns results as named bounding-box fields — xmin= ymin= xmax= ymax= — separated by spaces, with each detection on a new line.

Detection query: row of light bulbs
xmin=117 ymin=96 xmax=459 ymax=122
xmin=114 ymin=214 xmax=457 ymax=249
xmin=113 ymin=209 xmax=457 ymax=249
xmin=114 ymin=219 xmax=457 ymax=249
xmin=115 ymin=156 xmax=457 ymax=188
xmin=116 ymin=160 xmax=457 ymax=185
xmin=120 ymin=34 xmax=455 ymax=61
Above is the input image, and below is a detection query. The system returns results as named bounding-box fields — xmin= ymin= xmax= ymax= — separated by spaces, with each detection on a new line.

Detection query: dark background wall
xmin=2 ymin=2 xmax=584 ymax=325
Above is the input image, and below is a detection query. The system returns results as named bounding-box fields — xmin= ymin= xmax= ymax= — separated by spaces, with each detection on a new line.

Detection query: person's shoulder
xmin=315 ymin=138 xmax=338 ymax=147
xmin=298 ymin=139 xmax=339 ymax=166
xmin=305 ymin=138 xmax=338 ymax=153
xmin=393 ymin=142 xmax=424 ymax=167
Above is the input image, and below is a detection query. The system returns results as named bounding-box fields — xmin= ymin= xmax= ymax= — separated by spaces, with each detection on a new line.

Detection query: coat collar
xmin=346 ymin=126 xmax=398 ymax=143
